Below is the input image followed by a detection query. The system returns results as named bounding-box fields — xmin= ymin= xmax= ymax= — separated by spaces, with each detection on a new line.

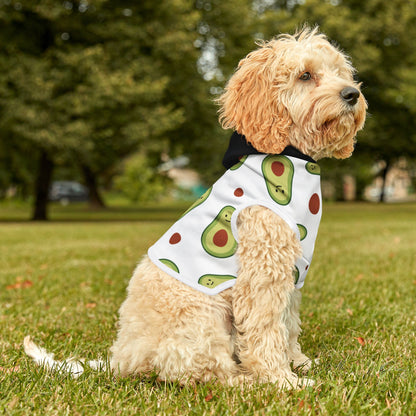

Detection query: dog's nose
xmin=340 ymin=87 xmax=360 ymax=106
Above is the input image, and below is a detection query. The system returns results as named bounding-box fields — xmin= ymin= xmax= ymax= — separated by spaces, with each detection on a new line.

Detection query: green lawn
xmin=1 ymin=202 xmax=415 ymax=415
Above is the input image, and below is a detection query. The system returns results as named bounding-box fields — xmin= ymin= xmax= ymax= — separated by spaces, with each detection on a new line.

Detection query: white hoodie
xmin=148 ymin=153 xmax=322 ymax=295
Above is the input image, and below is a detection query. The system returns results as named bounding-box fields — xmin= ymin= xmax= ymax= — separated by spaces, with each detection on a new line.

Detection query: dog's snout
xmin=340 ymin=87 xmax=360 ymax=106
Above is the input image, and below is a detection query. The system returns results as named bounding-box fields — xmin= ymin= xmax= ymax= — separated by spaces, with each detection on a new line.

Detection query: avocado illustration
xmin=159 ymin=258 xmax=179 ymax=273
xmin=297 ymin=224 xmax=307 ymax=241
xmin=293 ymin=266 xmax=300 ymax=285
xmin=305 ymin=162 xmax=320 ymax=175
xmin=198 ymin=274 xmax=236 ymax=289
xmin=230 ymin=155 xmax=248 ymax=170
xmin=201 ymin=205 xmax=237 ymax=258
xmin=261 ymin=155 xmax=294 ymax=205
xmin=180 ymin=187 xmax=212 ymax=218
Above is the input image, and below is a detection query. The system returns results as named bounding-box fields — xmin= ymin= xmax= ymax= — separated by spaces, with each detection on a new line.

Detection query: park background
xmin=0 ymin=0 xmax=416 ymax=219
xmin=1 ymin=1 xmax=416 ymax=415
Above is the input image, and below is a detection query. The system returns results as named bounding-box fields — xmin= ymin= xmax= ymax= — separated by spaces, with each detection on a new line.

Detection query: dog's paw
xmin=298 ymin=377 xmax=315 ymax=388
xmin=278 ymin=374 xmax=315 ymax=390
xmin=293 ymin=356 xmax=319 ymax=373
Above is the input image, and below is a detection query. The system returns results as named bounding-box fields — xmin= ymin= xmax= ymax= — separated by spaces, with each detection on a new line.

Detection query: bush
xmin=114 ymin=153 xmax=171 ymax=203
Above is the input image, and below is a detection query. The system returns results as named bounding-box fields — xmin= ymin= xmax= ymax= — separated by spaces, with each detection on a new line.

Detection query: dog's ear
xmin=218 ymin=45 xmax=292 ymax=154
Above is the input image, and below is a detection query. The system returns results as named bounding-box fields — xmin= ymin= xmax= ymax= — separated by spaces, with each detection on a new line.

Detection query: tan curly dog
xmin=25 ymin=27 xmax=366 ymax=389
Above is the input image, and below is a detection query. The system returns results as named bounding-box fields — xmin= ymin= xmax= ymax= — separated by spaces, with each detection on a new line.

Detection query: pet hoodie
xmin=148 ymin=133 xmax=322 ymax=296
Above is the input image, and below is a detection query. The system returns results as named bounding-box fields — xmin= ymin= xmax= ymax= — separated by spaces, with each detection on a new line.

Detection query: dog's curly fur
xmin=110 ymin=27 xmax=367 ymax=388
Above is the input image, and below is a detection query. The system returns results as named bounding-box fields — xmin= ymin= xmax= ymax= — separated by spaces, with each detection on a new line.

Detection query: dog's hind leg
xmin=110 ymin=257 xmax=241 ymax=385
xmin=232 ymin=205 xmax=313 ymax=388
xmin=152 ymin=297 xmax=242 ymax=385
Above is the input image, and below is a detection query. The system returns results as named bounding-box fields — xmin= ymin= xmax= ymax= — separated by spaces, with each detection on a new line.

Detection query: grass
xmin=0 ymin=201 xmax=416 ymax=415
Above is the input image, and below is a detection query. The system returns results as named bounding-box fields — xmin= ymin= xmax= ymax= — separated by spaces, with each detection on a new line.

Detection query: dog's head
xmin=218 ymin=27 xmax=367 ymax=160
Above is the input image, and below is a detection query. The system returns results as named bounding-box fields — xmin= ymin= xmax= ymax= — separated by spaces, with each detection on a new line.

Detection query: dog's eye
xmin=299 ymin=72 xmax=312 ymax=81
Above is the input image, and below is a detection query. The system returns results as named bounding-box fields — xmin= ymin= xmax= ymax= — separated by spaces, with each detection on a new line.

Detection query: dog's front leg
xmin=286 ymin=289 xmax=316 ymax=373
xmin=232 ymin=205 xmax=312 ymax=388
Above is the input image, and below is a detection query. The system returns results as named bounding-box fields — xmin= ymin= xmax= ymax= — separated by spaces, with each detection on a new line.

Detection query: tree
xmin=129 ymin=0 xmax=257 ymax=185
xmin=0 ymin=0 xmax=261 ymax=218
xmin=0 ymin=1 xmax=195 ymax=219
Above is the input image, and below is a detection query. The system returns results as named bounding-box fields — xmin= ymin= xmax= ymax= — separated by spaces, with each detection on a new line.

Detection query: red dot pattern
xmin=309 ymin=193 xmax=320 ymax=215
xmin=234 ymin=188 xmax=244 ymax=197
xmin=169 ymin=232 xmax=181 ymax=244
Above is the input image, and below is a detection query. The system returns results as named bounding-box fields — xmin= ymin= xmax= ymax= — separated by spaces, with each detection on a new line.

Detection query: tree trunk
xmin=81 ymin=164 xmax=106 ymax=209
xmin=32 ymin=150 xmax=54 ymax=221
xmin=379 ymin=160 xmax=390 ymax=203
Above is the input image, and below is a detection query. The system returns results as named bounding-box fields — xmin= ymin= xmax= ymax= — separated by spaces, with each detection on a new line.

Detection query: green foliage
xmin=0 ymin=0 xmax=255 ymax=201
xmin=187 ymin=0 xmax=255 ymax=183
xmin=0 ymin=1 xmax=190 ymax=167
xmin=114 ymin=153 xmax=170 ymax=203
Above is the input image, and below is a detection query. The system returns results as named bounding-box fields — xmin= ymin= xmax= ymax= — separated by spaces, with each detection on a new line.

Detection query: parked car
xmin=49 ymin=181 xmax=89 ymax=205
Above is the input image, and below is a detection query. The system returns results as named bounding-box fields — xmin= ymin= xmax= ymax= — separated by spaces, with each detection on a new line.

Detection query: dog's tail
xmin=23 ymin=336 xmax=106 ymax=378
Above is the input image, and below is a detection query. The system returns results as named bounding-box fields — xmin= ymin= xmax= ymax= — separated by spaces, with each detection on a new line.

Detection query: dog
xmin=25 ymin=27 xmax=366 ymax=388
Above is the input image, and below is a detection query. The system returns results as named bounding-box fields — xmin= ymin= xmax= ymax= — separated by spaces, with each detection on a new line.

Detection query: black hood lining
xmin=222 ymin=132 xmax=316 ymax=169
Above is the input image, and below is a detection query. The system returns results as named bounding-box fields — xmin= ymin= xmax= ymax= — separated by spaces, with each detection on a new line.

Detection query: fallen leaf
xmin=346 ymin=308 xmax=353 ymax=316
xmin=85 ymin=303 xmax=96 ymax=309
xmin=354 ymin=274 xmax=364 ymax=281
xmin=298 ymin=399 xmax=305 ymax=410
xmin=355 ymin=337 xmax=365 ymax=346
xmin=40 ymin=264 xmax=48 ymax=270
xmin=308 ymin=312 xmax=314 ymax=317
xmin=204 ymin=390 xmax=213 ymax=402
xmin=6 ymin=284 xmax=18 ymax=290
xmin=6 ymin=280 xmax=33 ymax=290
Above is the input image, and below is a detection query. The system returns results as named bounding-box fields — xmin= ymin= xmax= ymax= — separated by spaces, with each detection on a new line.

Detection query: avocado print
xmin=198 ymin=274 xmax=236 ymax=289
xmin=293 ymin=266 xmax=300 ymax=285
xmin=305 ymin=162 xmax=320 ymax=175
xmin=201 ymin=205 xmax=237 ymax=258
xmin=180 ymin=187 xmax=212 ymax=218
xmin=230 ymin=155 xmax=248 ymax=170
xmin=261 ymin=155 xmax=294 ymax=205
xmin=159 ymin=258 xmax=179 ymax=273
xmin=297 ymin=224 xmax=307 ymax=241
